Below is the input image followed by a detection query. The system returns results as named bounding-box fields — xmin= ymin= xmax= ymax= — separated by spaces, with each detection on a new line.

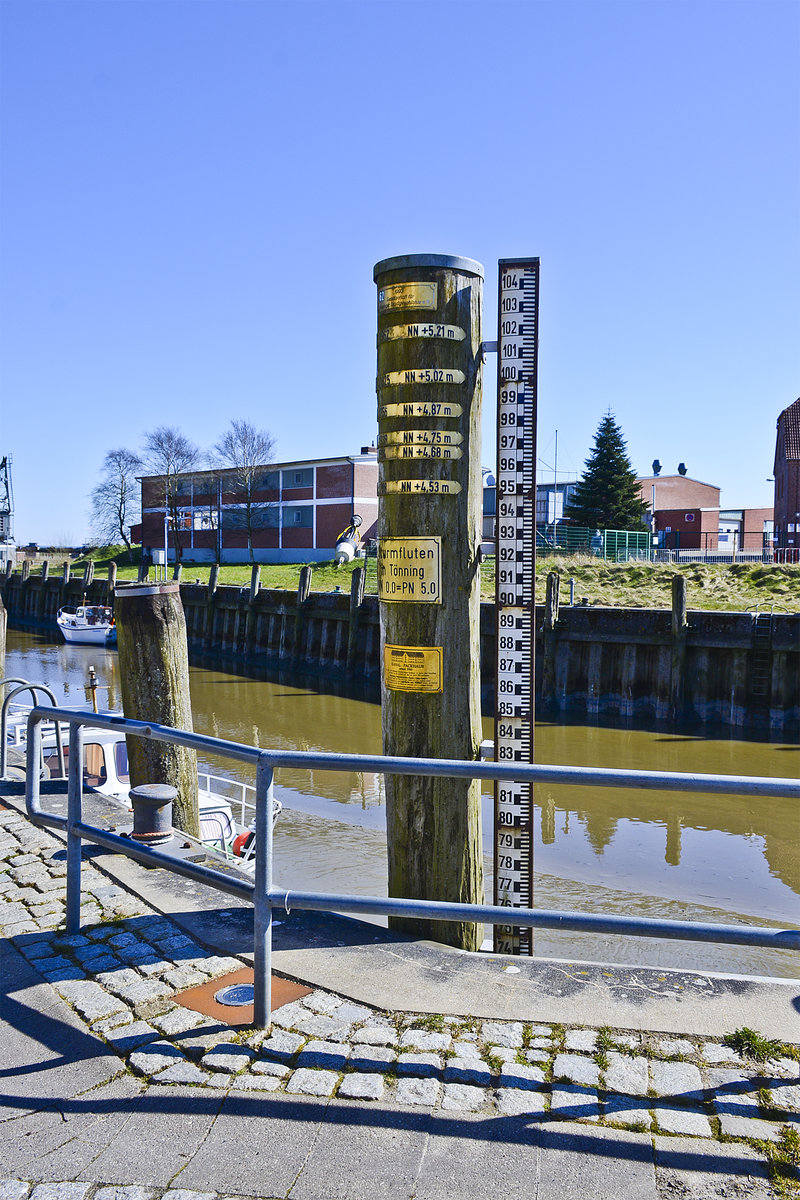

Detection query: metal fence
xmin=536 ymin=525 xmax=652 ymax=561
xmin=24 ymin=707 xmax=800 ymax=1029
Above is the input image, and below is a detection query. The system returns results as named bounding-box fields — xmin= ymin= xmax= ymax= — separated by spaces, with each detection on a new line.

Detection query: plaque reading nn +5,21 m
xmin=378 ymin=537 xmax=441 ymax=603
xmin=381 ymin=322 xmax=466 ymax=342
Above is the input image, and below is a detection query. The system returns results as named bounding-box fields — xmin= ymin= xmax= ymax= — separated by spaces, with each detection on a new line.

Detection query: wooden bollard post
xmin=541 ymin=571 xmax=560 ymax=709
xmin=0 ymin=589 xmax=6 ymax=687
xmin=83 ymin=561 xmax=94 ymax=588
xmin=21 ymin=560 xmax=30 ymax=583
xmin=4 ymin=559 xmax=13 ymax=582
xmin=107 ymin=562 xmax=117 ymax=605
xmin=62 ymin=561 xmax=71 ymax=584
xmin=38 ymin=560 xmax=49 ymax=619
xmin=114 ymin=581 xmax=199 ymax=837
xmin=172 ymin=562 xmax=182 ymax=582
xmin=346 ymin=564 xmax=366 ymax=675
xmin=205 ymin=563 xmax=219 ymax=641
xmin=374 ymin=253 xmax=484 ymax=950
xmin=245 ymin=564 xmax=261 ymax=653
xmin=293 ymin=565 xmax=312 ymax=661
xmin=670 ymin=574 xmax=688 ymax=722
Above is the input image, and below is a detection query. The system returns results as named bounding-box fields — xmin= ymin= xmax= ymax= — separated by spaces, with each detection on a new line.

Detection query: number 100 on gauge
xmin=493 ymin=258 xmax=539 ymax=956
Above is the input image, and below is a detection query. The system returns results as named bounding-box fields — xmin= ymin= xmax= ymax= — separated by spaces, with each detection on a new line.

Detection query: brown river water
xmin=5 ymin=629 xmax=799 ymax=979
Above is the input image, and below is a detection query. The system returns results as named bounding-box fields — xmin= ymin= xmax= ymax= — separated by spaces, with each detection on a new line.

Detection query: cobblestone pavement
xmin=2 ymin=806 xmax=799 ymax=1198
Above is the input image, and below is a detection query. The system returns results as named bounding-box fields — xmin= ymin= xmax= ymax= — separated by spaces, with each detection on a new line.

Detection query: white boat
xmin=56 ymin=605 xmax=117 ymax=646
xmin=3 ymin=698 xmax=279 ymax=873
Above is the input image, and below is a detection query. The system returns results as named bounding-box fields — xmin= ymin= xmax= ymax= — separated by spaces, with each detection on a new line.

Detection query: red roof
xmin=777 ymin=396 xmax=800 ymax=462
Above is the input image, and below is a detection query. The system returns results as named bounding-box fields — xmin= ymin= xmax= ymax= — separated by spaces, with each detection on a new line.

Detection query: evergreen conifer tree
xmin=564 ymin=413 xmax=648 ymax=531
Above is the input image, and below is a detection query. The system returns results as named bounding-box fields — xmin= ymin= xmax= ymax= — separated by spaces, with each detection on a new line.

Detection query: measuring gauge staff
xmin=493 ymin=258 xmax=539 ymax=956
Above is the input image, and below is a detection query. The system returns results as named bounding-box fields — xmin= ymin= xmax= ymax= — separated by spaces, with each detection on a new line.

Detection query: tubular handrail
xmin=22 ymin=704 xmax=800 ymax=1030
xmin=1 ymin=682 xmax=65 ymax=781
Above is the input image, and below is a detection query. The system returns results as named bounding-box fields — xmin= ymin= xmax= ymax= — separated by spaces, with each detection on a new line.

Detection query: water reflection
xmin=4 ymin=630 xmax=798 ymax=976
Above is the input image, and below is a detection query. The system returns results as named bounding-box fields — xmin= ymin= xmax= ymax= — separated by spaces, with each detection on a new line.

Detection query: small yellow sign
xmin=378 ymin=431 xmax=463 ymax=447
xmin=384 ymin=644 xmax=443 ymax=693
xmin=381 ymin=322 xmax=465 ymax=342
xmin=381 ymin=445 xmax=463 ymax=462
xmin=378 ymin=282 xmax=438 ymax=312
xmin=378 ymin=401 xmax=463 ymax=420
xmin=378 ymin=537 xmax=441 ymax=603
xmin=382 ymin=479 xmax=462 ymax=496
xmin=382 ymin=368 xmax=465 ymax=387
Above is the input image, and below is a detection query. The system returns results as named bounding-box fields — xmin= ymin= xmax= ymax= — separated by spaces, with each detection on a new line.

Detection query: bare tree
xmin=90 ymin=448 xmax=143 ymax=556
xmin=213 ymin=420 xmax=277 ymax=563
xmin=142 ymin=426 xmax=200 ymax=562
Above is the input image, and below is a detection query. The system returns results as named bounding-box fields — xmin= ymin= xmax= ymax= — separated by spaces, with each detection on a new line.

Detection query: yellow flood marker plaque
xmin=384 ymin=645 xmax=443 ymax=693
xmin=378 ymin=537 xmax=441 ymax=603
xmin=381 ymin=445 xmax=463 ymax=461
xmin=382 ymin=479 xmax=462 ymax=496
xmin=378 ymin=431 xmax=463 ymax=447
xmin=378 ymin=282 xmax=438 ymax=312
xmin=382 ymin=368 xmax=465 ymax=386
xmin=378 ymin=401 xmax=463 ymax=420
xmin=381 ymin=321 xmax=466 ymax=342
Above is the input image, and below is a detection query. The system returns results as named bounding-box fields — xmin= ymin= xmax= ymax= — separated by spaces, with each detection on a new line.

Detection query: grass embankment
xmin=60 ymin=546 xmax=800 ymax=612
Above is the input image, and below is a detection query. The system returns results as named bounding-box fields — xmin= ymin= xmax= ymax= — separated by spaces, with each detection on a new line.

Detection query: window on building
xmin=282 ymin=468 xmax=313 ymax=489
xmin=283 ymin=505 xmax=313 ymax=528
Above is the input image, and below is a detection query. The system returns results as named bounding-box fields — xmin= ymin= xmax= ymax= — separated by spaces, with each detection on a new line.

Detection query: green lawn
xmin=33 ymin=546 xmax=800 ymax=612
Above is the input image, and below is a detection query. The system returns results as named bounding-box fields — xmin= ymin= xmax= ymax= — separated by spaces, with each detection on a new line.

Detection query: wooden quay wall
xmin=2 ymin=562 xmax=798 ymax=734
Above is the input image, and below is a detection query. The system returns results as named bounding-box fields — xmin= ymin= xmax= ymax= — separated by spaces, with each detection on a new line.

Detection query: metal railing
xmin=23 ymin=705 xmax=800 ymax=1029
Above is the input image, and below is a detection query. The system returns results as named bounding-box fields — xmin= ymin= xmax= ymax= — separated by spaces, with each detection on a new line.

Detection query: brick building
xmin=636 ymin=474 xmax=772 ymax=553
xmin=773 ymin=397 xmax=800 ymax=559
xmin=139 ymin=448 xmax=378 ymax=564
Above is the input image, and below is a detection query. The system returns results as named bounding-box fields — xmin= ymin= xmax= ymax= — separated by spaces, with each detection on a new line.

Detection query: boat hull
xmin=57 ymin=622 xmax=116 ymax=645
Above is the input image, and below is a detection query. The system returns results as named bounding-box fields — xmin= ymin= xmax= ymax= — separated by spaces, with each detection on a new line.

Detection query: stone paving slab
xmin=2 ymin=802 xmax=799 ymax=1199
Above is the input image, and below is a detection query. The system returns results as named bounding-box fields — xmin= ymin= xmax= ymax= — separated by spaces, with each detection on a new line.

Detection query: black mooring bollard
xmin=129 ymin=783 xmax=176 ymax=846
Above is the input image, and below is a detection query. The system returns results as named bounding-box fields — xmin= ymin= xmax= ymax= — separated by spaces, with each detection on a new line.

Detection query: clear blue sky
xmin=1 ymin=0 xmax=797 ymax=545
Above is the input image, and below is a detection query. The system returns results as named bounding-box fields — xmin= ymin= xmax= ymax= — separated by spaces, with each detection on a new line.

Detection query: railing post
xmin=253 ymin=754 xmax=274 ymax=1030
xmin=66 ymin=722 xmax=84 ymax=934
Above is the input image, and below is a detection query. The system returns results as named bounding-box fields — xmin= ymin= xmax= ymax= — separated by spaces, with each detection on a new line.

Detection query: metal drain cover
xmin=214 ymin=983 xmax=255 ymax=1007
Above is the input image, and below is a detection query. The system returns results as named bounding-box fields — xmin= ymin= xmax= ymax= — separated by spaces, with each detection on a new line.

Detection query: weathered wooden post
xmin=106 ymin=562 xmax=117 ymax=605
xmin=670 ymin=574 xmax=688 ymax=722
xmin=62 ymin=560 xmax=71 ymax=584
xmin=293 ymin=565 xmax=312 ymax=662
xmin=245 ymin=564 xmax=260 ymax=653
xmin=374 ymin=253 xmax=484 ymax=950
xmin=114 ymin=581 xmax=199 ymax=837
xmin=541 ymin=571 xmax=560 ymax=709
xmin=38 ymin=561 xmax=49 ymax=620
xmin=0 ymin=589 xmax=6 ymax=686
xmin=346 ymin=564 xmax=366 ymax=675
xmin=83 ymin=560 xmax=94 ymax=589
xmin=21 ymin=560 xmax=30 ymax=583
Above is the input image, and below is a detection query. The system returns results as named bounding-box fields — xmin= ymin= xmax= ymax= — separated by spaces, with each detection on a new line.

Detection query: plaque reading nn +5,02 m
xmin=378 ymin=537 xmax=441 ymax=603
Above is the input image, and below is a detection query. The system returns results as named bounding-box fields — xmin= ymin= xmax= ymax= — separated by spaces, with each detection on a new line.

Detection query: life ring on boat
xmin=232 ymin=831 xmax=255 ymax=858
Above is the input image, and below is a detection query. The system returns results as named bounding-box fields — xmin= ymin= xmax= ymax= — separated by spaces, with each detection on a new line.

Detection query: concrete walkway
xmin=1 ymin=792 xmax=798 ymax=1199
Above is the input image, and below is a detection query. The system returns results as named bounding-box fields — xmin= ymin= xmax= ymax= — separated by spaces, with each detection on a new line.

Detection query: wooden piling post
xmin=541 ymin=571 xmax=560 ymax=709
xmin=62 ymin=561 xmax=71 ymax=584
xmin=21 ymin=560 xmax=30 ymax=583
xmin=107 ymin=563 xmax=117 ymax=605
xmin=0 ymin=589 xmax=6 ymax=686
xmin=293 ymin=566 xmax=312 ymax=661
xmin=83 ymin=561 xmax=94 ymax=588
xmin=374 ymin=253 xmax=484 ymax=950
xmin=346 ymin=564 xmax=366 ymax=675
xmin=670 ymin=574 xmax=688 ymax=722
xmin=114 ymin=581 xmax=200 ymax=837
xmin=245 ymin=564 xmax=261 ymax=653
